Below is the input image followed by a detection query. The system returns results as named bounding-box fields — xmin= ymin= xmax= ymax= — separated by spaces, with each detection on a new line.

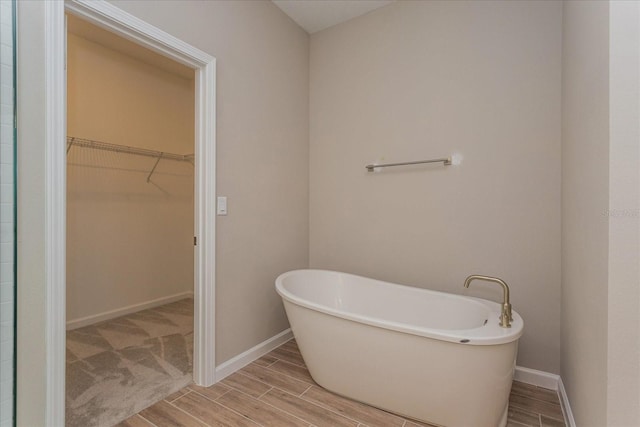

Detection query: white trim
xmin=44 ymin=1 xmax=67 ymax=426
xmin=46 ymin=1 xmax=216 ymax=424
xmin=514 ymin=366 xmax=560 ymax=390
xmin=215 ymin=329 xmax=294 ymax=381
xmin=192 ymin=57 xmax=217 ymax=388
xmin=66 ymin=292 xmax=194 ymax=330
xmin=514 ymin=367 xmax=573 ymax=426
xmin=558 ymin=377 xmax=577 ymax=427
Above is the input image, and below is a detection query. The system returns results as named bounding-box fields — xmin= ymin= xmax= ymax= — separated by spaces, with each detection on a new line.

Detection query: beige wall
xmin=606 ymin=1 xmax=640 ymax=424
xmin=560 ymin=2 xmax=610 ymax=425
xmin=67 ymin=33 xmax=194 ymax=153
xmin=66 ymin=32 xmax=194 ymax=323
xmin=309 ymin=0 xmax=562 ymax=373
xmin=106 ymin=0 xmax=310 ymax=364
xmin=561 ymin=1 xmax=640 ymax=425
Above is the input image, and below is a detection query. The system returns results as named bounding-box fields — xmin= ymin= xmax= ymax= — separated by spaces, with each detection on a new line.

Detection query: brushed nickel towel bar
xmin=66 ymin=136 xmax=194 ymax=182
xmin=365 ymin=157 xmax=451 ymax=172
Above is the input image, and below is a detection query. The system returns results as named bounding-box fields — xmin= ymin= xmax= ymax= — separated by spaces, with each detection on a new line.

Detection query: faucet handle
xmin=500 ymin=305 xmax=512 ymax=328
xmin=501 ymin=302 xmax=513 ymax=322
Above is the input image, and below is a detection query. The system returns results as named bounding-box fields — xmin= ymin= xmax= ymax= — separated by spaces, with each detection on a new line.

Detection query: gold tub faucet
xmin=463 ymin=275 xmax=513 ymax=328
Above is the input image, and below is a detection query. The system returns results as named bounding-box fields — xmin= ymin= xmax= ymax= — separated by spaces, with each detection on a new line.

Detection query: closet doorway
xmin=62 ymin=7 xmax=215 ymax=427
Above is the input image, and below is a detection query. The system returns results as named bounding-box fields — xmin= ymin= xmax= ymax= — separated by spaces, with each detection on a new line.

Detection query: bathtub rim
xmin=276 ymin=269 xmax=524 ymax=346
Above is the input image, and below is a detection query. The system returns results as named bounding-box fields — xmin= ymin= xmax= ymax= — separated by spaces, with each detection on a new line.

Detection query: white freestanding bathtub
xmin=275 ymin=270 xmax=524 ymax=427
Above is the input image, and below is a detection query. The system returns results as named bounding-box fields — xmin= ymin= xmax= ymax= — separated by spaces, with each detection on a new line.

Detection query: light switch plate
xmin=217 ymin=196 xmax=227 ymax=215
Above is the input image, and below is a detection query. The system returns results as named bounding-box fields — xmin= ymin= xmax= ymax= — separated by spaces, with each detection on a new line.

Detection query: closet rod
xmin=66 ymin=136 xmax=194 ymax=162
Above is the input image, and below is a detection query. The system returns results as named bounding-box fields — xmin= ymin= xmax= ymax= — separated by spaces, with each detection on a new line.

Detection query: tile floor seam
xmin=511 ymin=405 xmax=543 ymax=416
xmin=262 ymin=361 xmax=315 ymax=388
xmin=261 ymin=359 xmax=308 ymax=382
xmin=197 ymin=393 xmax=268 ymax=427
xmin=510 ymin=389 xmax=562 ymax=405
xmin=187 ymin=387 xmax=229 ymax=404
xmin=256 ymin=386 xmax=275 ymax=400
xmin=299 ymin=386 xmax=310 ymax=398
xmin=234 ymin=368 xmax=274 ymax=383
xmin=170 ymin=387 xmax=251 ymax=426
xmin=216 ymin=386 xmax=232 ymax=401
xmin=169 ymin=389 xmax=192 ymax=403
xmin=543 ymin=414 xmax=566 ymax=422
xmin=233 ymin=369 xmax=287 ymax=394
xmin=270 ymin=348 xmax=307 ymax=367
xmin=266 ymin=358 xmax=279 ymax=368
xmin=136 ymin=413 xmax=159 ymax=427
xmin=165 ymin=397 xmax=215 ymax=427
xmin=510 ymin=393 xmax=563 ymax=407
xmin=277 ymin=347 xmax=302 ymax=357
xmin=218 ymin=388 xmax=313 ymax=427
xmin=256 ymin=382 xmax=362 ymax=427
xmin=512 ymin=391 xmax=560 ymax=402
xmin=295 ymin=387 xmax=373 ymax=426
xmin=207 ymin=397 xmax=268 ymax=427
xmin=299 ymin=384 xmax=313 ymax=397
xmin=243 ymin=391 xmax=314 ymax=427
xmin=509 ymin=400 xmax=563 ymax=420
xmin=512 ymin=384 xmax=561 ymax=399
xmin=274 ymin=338 xmax=297 ymax=352
xmin=239 ymin=365 xmax=311 ymax=396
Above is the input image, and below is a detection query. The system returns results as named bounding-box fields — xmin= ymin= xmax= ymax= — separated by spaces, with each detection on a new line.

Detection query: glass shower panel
xmin=0 ymin=1 xmax=16 ymax=426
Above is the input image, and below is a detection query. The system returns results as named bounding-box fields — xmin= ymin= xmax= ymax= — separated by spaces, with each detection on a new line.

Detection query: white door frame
xmin=45 ymin=1 xmax=216 ymax=424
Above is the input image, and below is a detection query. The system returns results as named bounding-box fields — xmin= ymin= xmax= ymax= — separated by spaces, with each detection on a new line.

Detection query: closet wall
xmin=66 ymin=26 xmax=195 ymax=326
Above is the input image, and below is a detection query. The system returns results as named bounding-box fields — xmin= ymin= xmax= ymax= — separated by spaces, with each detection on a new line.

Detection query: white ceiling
xmin=272 ymin=0 xmax=395 ymax=34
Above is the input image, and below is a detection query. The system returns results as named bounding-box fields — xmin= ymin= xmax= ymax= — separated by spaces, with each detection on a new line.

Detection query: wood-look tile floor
xmin=116 ymin=339 xmax=566 ymax=427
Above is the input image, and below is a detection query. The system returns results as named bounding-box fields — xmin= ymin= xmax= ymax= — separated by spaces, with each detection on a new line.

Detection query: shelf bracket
xmin=66 ymin=137 xmax=75 ymax=154
xmin=146 ymin=153 xmax=163 ymax=183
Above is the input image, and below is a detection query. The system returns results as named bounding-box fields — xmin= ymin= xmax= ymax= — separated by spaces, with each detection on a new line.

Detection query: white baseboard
xmin=514 ymin=365 xmax=560 ymax=390
xmin=515 ymin=366 xmax=574 ymax=427
xmin=215 ymin=328 xmax=293 ymax=381
xmin=558 ymin=377 xmax=577 ymax=427
xmin=66 ymin=291 xmax=194 ymax=330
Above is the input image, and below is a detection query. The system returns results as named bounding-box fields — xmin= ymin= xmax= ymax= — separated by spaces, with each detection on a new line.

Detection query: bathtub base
xmin=285 ymin=302 xmax=517 ymax=427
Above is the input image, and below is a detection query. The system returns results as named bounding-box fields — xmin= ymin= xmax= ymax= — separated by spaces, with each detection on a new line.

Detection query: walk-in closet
xmin=64 ymin=15 xmax=196 ymax=427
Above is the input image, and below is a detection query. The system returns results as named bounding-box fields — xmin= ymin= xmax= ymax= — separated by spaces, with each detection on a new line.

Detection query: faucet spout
xmin=463 ymin=275 xmax=513 ymax=328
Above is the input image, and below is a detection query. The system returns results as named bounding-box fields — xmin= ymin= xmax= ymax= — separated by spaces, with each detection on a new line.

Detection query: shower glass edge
xmin=0 ymin=0 xmax=17 ymax=426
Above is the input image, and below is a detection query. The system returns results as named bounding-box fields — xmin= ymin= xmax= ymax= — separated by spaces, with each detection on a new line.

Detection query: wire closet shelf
xmin=66 ymin=136 xmax=194 ymax=182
